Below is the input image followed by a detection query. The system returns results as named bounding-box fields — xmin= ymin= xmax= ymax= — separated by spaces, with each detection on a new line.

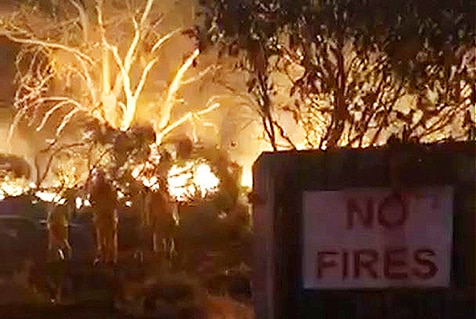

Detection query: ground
xmin=0 ymin=239 xmax=253 ymax=318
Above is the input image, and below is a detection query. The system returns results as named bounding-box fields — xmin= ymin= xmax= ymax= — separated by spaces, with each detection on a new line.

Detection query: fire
xmin=0 ymin=176 xmax=70 ymax=205
xmin=34 ymin=190 xmax=66 ymax=205
xmin=131 ymin=145 xmax=221 ymax=202
xmin=167 ymin=161 xmax=220 ymax=202
xmin=0 ymin=176 xmax=31 ymax=200
xmin=75 ymin=196 xmax=91 ymax=210
xmin=131 ymin=161 xmax=160 ymax=191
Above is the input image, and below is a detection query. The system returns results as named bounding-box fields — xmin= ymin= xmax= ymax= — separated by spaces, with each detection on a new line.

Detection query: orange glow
xmin=0 ymin=176 xmax=31 ymax=200
xmin=167 ymin=161 xmax=220 ymax=201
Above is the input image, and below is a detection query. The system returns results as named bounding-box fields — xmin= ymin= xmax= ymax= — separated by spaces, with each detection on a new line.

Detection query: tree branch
xmin=156 ymin=48 xmax=200 ymax=131
xmin=157 ymin=101 xmax=220 ymax=143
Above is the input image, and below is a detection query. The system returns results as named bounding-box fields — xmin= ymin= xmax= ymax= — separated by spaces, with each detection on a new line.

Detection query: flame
xmin=0 ymin=175 xmax=70 ymax=205
xmin=167 ymin=160 xmax=220 ymax=202
xmin=75 ymin=197 xmax=91 ymax=209
xmin=131 ymin=144 xmax=221 ymax=202
xmin=0 ymin=176 xmax=82 ymax=206
xmin=131 ymin=161 xmax=160 ymax=190
xmin=0 ymin=176 xmax=31 ymax=200
xmin=34 ymin=190 xmax=66 ymax=204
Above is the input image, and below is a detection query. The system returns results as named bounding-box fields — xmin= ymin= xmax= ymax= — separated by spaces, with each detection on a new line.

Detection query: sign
xmin=302 ymin=186 xmax=453 ymax=289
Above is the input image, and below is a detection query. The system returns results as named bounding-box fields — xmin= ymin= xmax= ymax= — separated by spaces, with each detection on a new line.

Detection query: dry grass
xmin=0 ymin=258 xmax=256 ymax=318
xmin=116 ymin=267 xmax=255 ymax=318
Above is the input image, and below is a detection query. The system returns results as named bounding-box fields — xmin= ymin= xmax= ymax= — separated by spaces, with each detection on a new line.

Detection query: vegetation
xmin=198 ymin=0 xmax=475 ymax=148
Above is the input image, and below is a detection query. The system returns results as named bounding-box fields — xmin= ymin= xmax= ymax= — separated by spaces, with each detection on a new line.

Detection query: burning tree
xmin=0 ymin=0 xmax=220 ymax=160
xmin=0 ymin=0 xmax=236 ymax=208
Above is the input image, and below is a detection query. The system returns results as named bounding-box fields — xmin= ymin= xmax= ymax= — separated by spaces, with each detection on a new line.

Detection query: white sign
xmin=302 ymin=186 xmax=453 ymax=289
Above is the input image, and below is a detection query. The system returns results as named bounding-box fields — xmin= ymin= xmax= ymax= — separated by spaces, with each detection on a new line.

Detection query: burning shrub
xmin=0 ymin=175 xmax=32 ymax=200
xmin=0 ymin=154 xmax=31 ymax=180
xmin=0 ymin=154 xmax=33 ymax=200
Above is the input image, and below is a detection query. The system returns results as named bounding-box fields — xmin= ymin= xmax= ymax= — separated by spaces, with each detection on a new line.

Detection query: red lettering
xmin=378 ymin=193 xmax=408 ymax=229
xmin=384 ymin=248 xmax=408 ymax=279
xmin=347 ymin=198 xmax=374 ymax=229
xmin=354 ymin=249 xmax=378 ymax=279
xmin=317 ymin=251 xmax=338 ymax=278
xmin=412 ymin=248 xmax=438 ymax=279
xmin=313 ymin=248 xmax=438 ymax=282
